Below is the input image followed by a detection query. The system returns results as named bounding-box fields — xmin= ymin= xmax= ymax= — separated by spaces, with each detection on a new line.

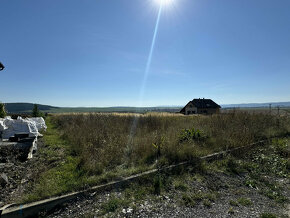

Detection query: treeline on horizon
xmin=3 ymin=102 xmax=290 ymax=114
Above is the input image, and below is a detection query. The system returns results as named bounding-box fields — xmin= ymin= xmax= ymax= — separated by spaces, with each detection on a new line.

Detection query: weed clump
xmin=260 ymin=213 xmax=277 ymax=218
xmin=101 ymin=197 xmax=129 ymax=214
xmin=181 ymin=193 xmax=196 ymax=207
xmin=237 ymin=197 xmax=252 ymax=206
xmin=229 ymin=200 xmax=238 ymax=206
xmin=179 ymin=128 xmax=206 ymax=142
xmin=173 ymin=179 xmax=188 ymax=192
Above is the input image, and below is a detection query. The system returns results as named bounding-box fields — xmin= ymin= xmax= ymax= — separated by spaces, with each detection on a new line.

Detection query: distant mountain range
xmin=221 ymin=102 xmax=290 ymax=108
xmin=3 ymin=101 xmax=290 ymax=114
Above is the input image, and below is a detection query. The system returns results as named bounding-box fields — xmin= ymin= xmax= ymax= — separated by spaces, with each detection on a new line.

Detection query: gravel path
xmin=44 ymin=169 xmax=289 ymax=218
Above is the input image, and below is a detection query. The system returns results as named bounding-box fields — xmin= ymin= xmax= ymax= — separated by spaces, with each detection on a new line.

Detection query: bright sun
xmin=154 ymin=0 xmax=174 ymax=6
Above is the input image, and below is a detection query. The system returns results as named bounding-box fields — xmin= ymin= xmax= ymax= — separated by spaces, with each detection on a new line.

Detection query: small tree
xmin=32 ymin=104 xmax=42 ymax=117
xmin=0 ymin=103 xmax=7 ymax=118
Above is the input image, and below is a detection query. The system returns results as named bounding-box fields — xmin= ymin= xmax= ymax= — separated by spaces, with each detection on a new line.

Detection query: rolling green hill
xmin=5 ymin=103 xmax=59 ymax=113
xmin=4 ymin=103 xmax=182 ymax=114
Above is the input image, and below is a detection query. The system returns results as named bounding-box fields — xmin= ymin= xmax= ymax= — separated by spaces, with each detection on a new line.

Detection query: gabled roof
xmin=180 ymin=98 xmax=221 ymax=113
xmin=191 ymin=99 xmax=221 ymax=109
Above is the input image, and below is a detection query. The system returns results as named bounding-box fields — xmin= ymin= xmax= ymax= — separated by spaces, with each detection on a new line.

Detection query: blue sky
xmin=1 ymin=0 xmax=290 ymax=107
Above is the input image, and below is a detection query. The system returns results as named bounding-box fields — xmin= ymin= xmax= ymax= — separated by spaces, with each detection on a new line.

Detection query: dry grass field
xmin=20 ymin=111 xmax=290 ymax=203
xmin=53 ymin=112 xmax=289 ymax=172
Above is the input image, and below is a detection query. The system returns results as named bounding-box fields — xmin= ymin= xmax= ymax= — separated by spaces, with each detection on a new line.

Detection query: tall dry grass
xmin=51 ymin=112 xmax=290 ymax=175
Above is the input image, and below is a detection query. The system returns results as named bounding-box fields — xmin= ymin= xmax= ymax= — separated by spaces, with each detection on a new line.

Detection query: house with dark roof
xmin=180 ymin=98 xmax=221 ymax=115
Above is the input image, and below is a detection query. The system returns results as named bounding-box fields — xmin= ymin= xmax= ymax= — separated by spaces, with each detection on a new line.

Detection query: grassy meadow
xmin=22 ymin=111 xmax=290 ymax=202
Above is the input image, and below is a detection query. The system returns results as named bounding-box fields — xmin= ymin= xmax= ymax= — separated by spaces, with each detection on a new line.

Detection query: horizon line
xmin=3 ymin=100 xmax=290 ymax=108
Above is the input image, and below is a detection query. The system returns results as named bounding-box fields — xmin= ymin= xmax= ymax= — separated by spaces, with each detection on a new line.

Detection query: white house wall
xmin=185 ymin=105 xmax=197 ymax=115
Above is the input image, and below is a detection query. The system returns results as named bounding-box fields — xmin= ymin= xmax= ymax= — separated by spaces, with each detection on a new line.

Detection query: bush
xmin=179 ymin=128 xmax=205 ymax=142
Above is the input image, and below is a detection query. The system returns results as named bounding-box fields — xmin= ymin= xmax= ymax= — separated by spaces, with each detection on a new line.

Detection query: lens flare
xmin=155 ymin=0 xmax=174 ymax=6
xmin=126 ymin=3 xmax=164 ymax=154
xmin=139 ymin=3 xmax=163 ymax=106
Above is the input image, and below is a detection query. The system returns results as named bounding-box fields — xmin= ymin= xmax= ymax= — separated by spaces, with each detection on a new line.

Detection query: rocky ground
xmin=42 ymin=140 xmax=289 ymax=218
xmin=43 ymin=174 xmax=289 ymax=218
xmin=0 ymin=139 xmax=45 ymax=207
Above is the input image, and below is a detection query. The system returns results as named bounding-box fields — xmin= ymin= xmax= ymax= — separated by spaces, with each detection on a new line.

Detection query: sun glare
xmin=154 ymin=0 xmax=174 ymax=6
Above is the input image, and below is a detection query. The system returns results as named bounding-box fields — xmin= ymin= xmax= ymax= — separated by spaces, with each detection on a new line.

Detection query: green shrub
xmin=179 ymin=128 xmax=206 ymax=142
